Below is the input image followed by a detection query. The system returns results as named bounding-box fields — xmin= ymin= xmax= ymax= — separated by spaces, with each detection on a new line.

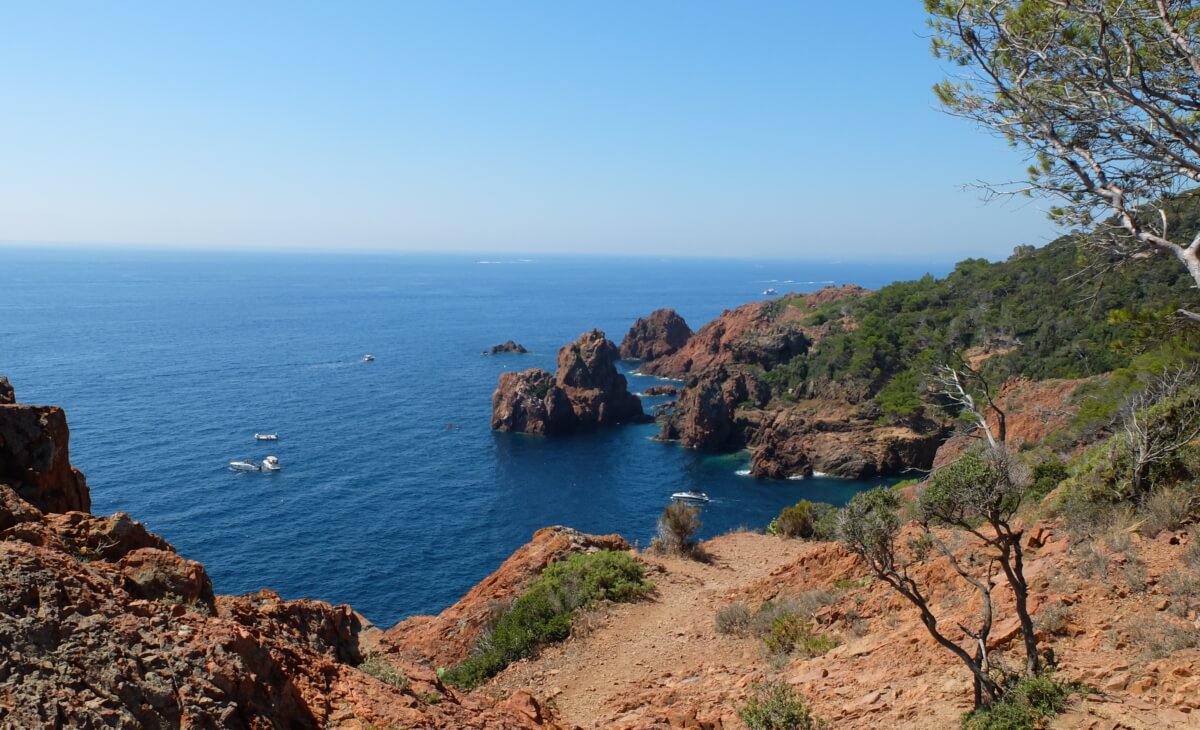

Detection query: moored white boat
xmin=261 ymin=455 xmax=281 ymax=471
xmin=229 ymin=455 xmax=282 ymax=472
xmin=255 ymin=433 xmax=278 ymax=441
xmin=362 ymin=354 xmax=375 ymax=362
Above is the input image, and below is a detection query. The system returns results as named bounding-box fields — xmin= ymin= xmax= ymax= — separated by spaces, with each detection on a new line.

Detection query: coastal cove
xmin=1 ymin=250 xmax=937 ymax=626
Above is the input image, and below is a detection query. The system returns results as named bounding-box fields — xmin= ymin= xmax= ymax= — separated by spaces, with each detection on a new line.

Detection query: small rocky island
xmin=484 ymin=340 xmax=528 ymax=355
xmin=491 ymin=329 xmax=644 ymax=435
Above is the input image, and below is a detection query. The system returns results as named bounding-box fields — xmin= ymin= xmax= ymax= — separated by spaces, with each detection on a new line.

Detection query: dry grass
xmin=1140 ymin=486 xmax=1195 ymax=537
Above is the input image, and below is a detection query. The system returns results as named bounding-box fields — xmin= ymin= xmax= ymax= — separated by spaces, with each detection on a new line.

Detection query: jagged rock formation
xmin=0 ymin=380 xmax=560 ymax=729
xmin=0 ymin=385 xmax=89 ymax=513
xmin=619 ymin=309 xmax=692 ymax=362
xmin=658 ymin=367 xmax=769 ymax=450
xmin=384 ymin=526 xmax=631 ymax=668
xmin=485 ymin=340 xmax=529 ymax=355
xmin=492 ymin=330 xmax=644 ymax=435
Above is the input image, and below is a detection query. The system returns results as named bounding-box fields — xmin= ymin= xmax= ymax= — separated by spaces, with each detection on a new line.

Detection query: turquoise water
xmin=1 ymin=249 xmax=943 ymax=625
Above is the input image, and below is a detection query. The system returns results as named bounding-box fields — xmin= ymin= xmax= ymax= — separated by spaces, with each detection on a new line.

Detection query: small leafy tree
xmin=838 ymin=488 xmax=1004 ymax=707
xmin=921 ymin=449 xmax=1041 ymax=677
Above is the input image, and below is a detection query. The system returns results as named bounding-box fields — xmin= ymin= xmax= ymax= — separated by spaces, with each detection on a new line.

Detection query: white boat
xmin=671 ymin=491 xmax=710 ymax=504
xmin=762 ymin=288 xmax=777 ymax=295
xmin=255 ymin=433 xmax=278 ymax=441
xmin=229 ymin=456 xmax=282 ymax=472
xmin=362 ymin=354 xmax=375 ymax=362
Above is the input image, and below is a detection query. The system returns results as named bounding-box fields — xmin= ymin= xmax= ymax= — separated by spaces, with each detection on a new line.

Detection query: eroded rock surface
xmin=486 ymin=340 xmax=529 ymax=355
xmin=0 ymin=400 xmax=89 ymax=513
xmin=619 ymin=309 xmax=692 ymax=362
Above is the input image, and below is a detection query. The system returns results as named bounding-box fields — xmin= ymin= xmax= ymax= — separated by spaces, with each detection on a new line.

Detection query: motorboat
xmin=362 ymin=354 xmax=375 ymax=362
xmin=255 ymin=433 xmax=278 ymax=441
xmin=762 ymin=288 xmax=778 ymax=295
xmin=671 ymin=491 xmax=710 ymax=504
xmin=229 ymin=456 xmax=282 ymax=472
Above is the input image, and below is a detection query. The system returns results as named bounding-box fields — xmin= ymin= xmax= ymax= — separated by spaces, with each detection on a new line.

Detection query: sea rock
xmin=643 ymin=385 xmax=678 ymax=397
xmin=0 ymin=376 xmax=14 ymax=404
xmin=385 ymin=526 xmax=631 ymax=667
xmin=658 ymin=367 xmax=769 ymax=450
xmin=486 ymin=340 xmax=529 ymax=355
xmin=0 ymin=400 xmax=90 ymax=514
xmin=620 ymin=309 xmax=693 ymax=362
xmin=491 ymin=330 xmax=644 ymax=435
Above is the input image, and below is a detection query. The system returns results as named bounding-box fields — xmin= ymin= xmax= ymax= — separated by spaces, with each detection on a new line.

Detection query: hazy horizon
xmin=2 ymin=2 xmax=1057 ymax=260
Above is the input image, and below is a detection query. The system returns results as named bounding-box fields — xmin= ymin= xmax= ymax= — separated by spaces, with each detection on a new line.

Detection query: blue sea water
xmin=1 ymin=249 xmax=947 ymax=627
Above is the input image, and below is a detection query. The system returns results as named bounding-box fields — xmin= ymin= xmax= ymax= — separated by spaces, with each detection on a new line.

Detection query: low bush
xmin=1140 ymin=485 xmax=1195 ymax=537
xmin=441 ymin=551 xmax=652 ymax=689
xmin=962 ymin=671 xmax=1074 ymax=730
xmin=1132 ymin=617 xmax=1200 ymax=660
xmin=769 ymin=501 xmax=838 ymax=540
xmin=653 ymin=501 xmax=703 ymax=556
xmin=750 ymin=600 xmax=837 ymax=657
xmin=1034 ymin=603 xmax=1072 ymax=637
xmin=1029 ymin=459 xmax=1069 ymax=503
xmin=715 ymin=602 xmax=753 ymax=636
xmin=359 ymin=654 xmax=409 ymax=690
xmin=739 ymin=681 xmax=826 ymax=730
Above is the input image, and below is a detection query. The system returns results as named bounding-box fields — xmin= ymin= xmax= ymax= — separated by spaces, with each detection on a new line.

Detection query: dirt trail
xmin=489 ymin=532 xmax=811 ymax=729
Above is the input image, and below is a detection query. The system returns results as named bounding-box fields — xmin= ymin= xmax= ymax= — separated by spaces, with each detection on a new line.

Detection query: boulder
xmin=0 ymin=376 xmax=13 ymax=405
xmin=119 ymin=547 xmax=217 ymax=612
xmin=620 ymin=309 xmax=693 ymax=362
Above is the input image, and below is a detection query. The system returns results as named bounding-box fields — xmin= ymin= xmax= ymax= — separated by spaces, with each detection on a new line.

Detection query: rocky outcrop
xmin=492 ymin=330 xmax=645 ymax=435
xmin=639 ymin=286 xmax=869 ymax=378
xmin=658 ymin=367 xmax=770 ymax=450
xmin=0 ymin=382 xmax=562 ymax=729
xmin=642 ymin=385 xmax=678 ymax=397
xmin=485 ymin=340 xmax=529 ymax=355
xmin=385 ymin=526 xmax=631 ymax=667
xmin=619 ymin=309 xmax=692 ymax=362
xmin=748 ymin=407 xmax=946 ymax=479
xmin=932 ymin=376 xmax=1089 ymax=467
xmin=0 ymin=376 xmax=13 ymax=404
xmin=0 ymin=399 xmax=90 ymax=513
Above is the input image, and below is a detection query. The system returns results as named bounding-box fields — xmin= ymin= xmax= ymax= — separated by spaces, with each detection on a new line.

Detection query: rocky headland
xmin=491 ymin=329 xmax=645 ymax=435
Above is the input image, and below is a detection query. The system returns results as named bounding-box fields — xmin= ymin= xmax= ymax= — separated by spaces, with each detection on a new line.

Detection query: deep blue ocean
xmin=1 ymin=249 xmax=947 ymax=626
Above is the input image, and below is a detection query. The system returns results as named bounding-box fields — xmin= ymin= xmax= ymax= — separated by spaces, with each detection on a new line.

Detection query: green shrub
xmin=654 ymin=501 xmax=703 ymax=556
xmin=716 ymin=602 xmax=753 ymax=635
xmin=441 ymin=551 xmax=652 ymax=689
xmin=1140 ymin=485 xmax=1196 ymax=537
xmin=962 ymin=671 xmax=1073 ymax=729
xmin=359 ymin=654 xmax=409 ymax=690
xmin=739 ymin=681 xmax=826 ymax=730
xmin=769 ymin=501 xmax=838 ymax=540
xmin=749 ymin=600 xmax=837 ymax=657
xmin=1029 ymin=459 xmax=1069 ymax=502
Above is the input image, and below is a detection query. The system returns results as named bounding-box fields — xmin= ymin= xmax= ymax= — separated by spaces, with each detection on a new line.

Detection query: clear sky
xmin=0 ymin=2 xmax=1058 ymax=260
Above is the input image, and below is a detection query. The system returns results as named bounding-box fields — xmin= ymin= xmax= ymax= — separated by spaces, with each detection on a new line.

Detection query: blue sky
xmin=0 ymin=2 xmax=1056 ymax=260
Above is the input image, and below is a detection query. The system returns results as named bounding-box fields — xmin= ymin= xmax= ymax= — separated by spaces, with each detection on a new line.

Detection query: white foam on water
xmin=735 ymin=469 xmax=752 ymax=477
